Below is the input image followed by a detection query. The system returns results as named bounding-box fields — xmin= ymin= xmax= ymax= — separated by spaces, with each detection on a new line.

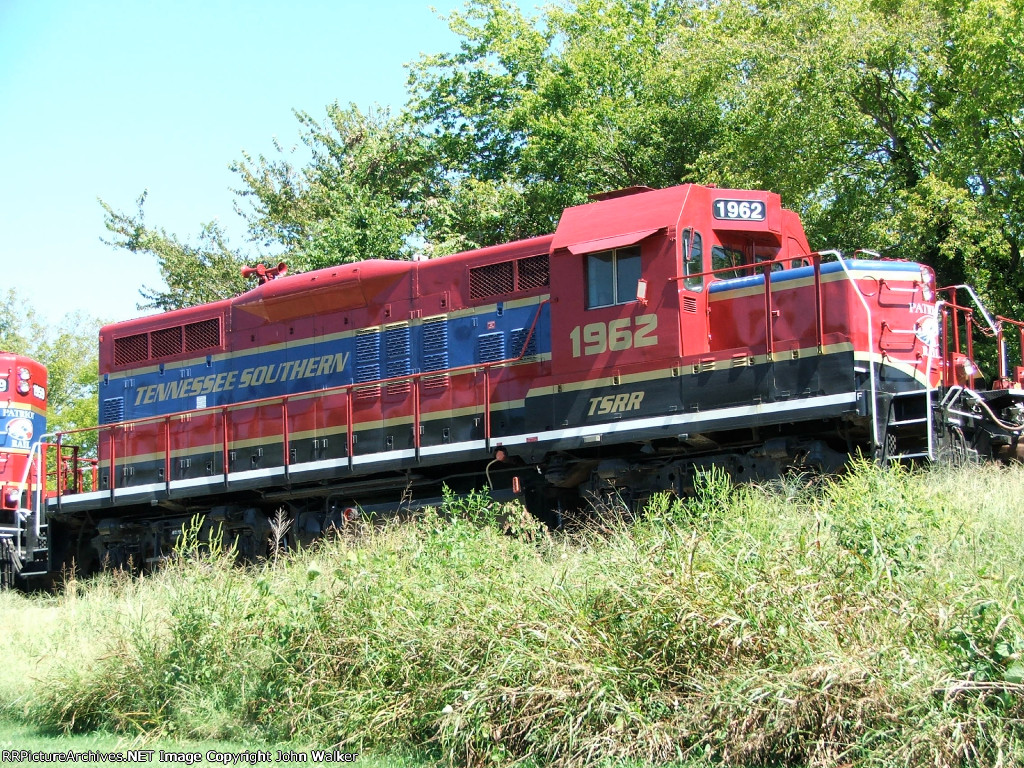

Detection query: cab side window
xmin=712 ymin=245 xmax=747 ymax=279
xmin=682 ymin=229 xmax=703 ymax=291
xmin=586 ymin=246 xmax=641 ymax=308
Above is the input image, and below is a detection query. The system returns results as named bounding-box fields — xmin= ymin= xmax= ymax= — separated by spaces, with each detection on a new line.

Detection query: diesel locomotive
xmin=0 ymin=353 xmax=48 ymax=586
xmin=5 ymin=183 xmax=1024 ymax=585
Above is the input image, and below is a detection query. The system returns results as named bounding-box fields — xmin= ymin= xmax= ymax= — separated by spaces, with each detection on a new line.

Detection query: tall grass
xmin=15 ymin=461 xmax=1024 ymax=766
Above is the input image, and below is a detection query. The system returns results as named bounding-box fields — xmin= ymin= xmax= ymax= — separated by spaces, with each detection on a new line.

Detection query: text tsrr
xmin=588 ymin=391 xmax=644 ymax=416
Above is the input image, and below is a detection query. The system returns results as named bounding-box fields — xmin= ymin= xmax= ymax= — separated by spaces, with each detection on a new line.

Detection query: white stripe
xmin=499 ymin=391 xmax=860 ymax=447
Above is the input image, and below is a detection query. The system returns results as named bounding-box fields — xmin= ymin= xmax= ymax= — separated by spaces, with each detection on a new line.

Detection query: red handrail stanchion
xmin=813 ymin=253 xmax=824 ymax=353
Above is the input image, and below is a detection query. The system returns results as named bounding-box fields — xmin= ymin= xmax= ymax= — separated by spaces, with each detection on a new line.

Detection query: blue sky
xmin=0 ymin=0 xmax=483 ymax=327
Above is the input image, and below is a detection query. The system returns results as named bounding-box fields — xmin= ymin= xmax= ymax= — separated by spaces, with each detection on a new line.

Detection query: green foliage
xmin=0 ymin=292 xmax=99 ymax=454
xmin=231 ymin=104 xmax=437 ymax=267
xmin=100 ymin=0 xmax=1024 ymax=317
xmin=100 ymin=192 xmax=248 ymax=312
xmin=823 ymin=459 xmax=939 ymax=573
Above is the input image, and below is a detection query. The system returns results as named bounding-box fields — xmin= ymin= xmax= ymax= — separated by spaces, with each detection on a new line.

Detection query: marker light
xmin=920 ymin=267 xmax=935 ymax=301
xmin=2 ymin=486 xmax=20 ymax=510
xmin=16 ymin=367 xmax=30 ymax=395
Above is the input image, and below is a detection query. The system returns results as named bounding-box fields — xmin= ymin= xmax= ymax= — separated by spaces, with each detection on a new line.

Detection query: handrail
xmin=939 ymin=284 xmax=998 ymax=336
xmin=54 ymin=300 xmax=550 ymax=500
xmin=672 ymin=251 xmax=828 ymax=359
xmin=833 ymin=250 xmax=879 ymax=455
xmin=994 ymin=315 xmax=1024 ymax=383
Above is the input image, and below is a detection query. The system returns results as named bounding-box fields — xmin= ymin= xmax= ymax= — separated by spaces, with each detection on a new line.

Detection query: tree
xmin=100 ymin=106 xmax=440 ymax=310
xmin=407 ymin=0 xmax=722 ymax=240
xmin=0 ymin=292 xmax=99 ymax=454
xmin=412 ymin=0 xmax=1024 ymax=312
xmin=100 ymin=192 xmax=248 ymax=312
xmin=102 ymin=0 xmax=1024 ymax=319
xmin=667 ymin=0 xmax=1024 ymax=311
xmin=231 ymin=104 xmax=439 ymax=266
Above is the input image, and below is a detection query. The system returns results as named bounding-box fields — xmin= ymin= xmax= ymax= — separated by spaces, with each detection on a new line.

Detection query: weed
xmin=13 ymin=462 xmax=1024 ymax=766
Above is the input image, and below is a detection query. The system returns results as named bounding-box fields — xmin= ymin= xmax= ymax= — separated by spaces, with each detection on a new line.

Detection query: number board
xmin=713 ymin=198 xmax=766 ymax=221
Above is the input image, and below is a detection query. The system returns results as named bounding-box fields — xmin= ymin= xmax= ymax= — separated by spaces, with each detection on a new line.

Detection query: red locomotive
xmin=0 ymin=353 xmax=49 ymax=586
xmin=8 ymin=183 xmax=1024 ymax=582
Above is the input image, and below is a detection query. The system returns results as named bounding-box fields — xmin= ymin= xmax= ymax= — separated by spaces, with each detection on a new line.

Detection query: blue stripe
xmin=101 ymin=303 xmax=551 ymax=423
xmin=708 ymin=259 xmax=923 ymax=294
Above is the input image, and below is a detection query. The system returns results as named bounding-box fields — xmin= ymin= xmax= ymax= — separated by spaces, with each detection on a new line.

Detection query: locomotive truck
xmin=4 ymin=183 xmax=1024 ymax=586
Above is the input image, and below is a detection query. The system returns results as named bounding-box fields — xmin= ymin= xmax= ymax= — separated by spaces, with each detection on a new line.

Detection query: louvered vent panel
xmin=470 ymin=261 xmax=514 ymax=299
xmin=101 ymin=397 xmax=125 ymax=424
xmin=422 ymin=318 xmax=450 ymax=389
xmin=478 ymin=332 xmax=506 ymax=363
xmin=422 ymin=320 xmax=448 ymax=359
xmin=356 ymin=364 xmax=380 ymax=383
xmin=422 ymin=318 xmax=449 ymax=370
xmin=423 ymin=353 xmax=449 ymax=371
xmin=385 ymin=324 xmax=410 ymax=360
xmin=386 ymin=359 xmax=412 ymax=396
xmin=113 ymin=333 xmax=148 ymax=366
xmin=355 ymin=366 xmax=380 ymax=399
xmin=422 ymin=374 xmax=450 ymax=390
xmin=384 ymin=324 xmax=411 ymax=397
xmin=150 ymin=326 xmax=183 ymax=358
xmin=517 ymin=255 xmax=550 ymax=290
xmin=683 ymin=296 xmax=698 ymax=313
xmin=355 ymin=330 xmax=381 ymax=398
xmin=184 ymin=319 xmax=221 ymax=352
xmin=510 ymin=328 xmax=537 ymax=358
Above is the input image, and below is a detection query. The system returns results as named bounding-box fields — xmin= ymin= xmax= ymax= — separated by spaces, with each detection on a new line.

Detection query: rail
xmin=676 ymin=250 xmax=828 ymax=358
xmin=996 ymin=315 xmax=1024 ymax=383
xmin=52 ymin=300 xmax=549 ymax=509
xmin=680 ymin=248 xmax=927 ymax=454
xmin=843 ymin=250 xmax=880 ymax=454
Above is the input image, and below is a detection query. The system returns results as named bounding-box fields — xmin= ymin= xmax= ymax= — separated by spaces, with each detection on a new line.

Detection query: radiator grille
xmin=470 ymin=261 xmax=514 ymax=299
xmin=469 ymin=254 xmax=549 ymax=301
xmin=185 ymin=319 xmax=221 ymax=351
xmin=150 ymin=326 xmax=183 ymax=358
xmin=517 ymin=255 xmax=550 ymax=290
xmin=113 ymin=333 xmax=148 ymax=366
xmin=112 ymin=318 xmax=221 ymax=367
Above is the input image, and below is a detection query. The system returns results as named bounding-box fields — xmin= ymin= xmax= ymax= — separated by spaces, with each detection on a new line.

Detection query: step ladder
xmin=880 ymin=388 xmax=937 ymax=462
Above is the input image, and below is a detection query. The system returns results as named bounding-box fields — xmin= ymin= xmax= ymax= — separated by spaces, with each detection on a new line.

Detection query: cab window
xmin=586 ymin=246 xmax=642 ymax=308
xmin=712 ymin=245 xmax=747 ymax=279
xmin=682 ymin=229 xmax=704 ymax=291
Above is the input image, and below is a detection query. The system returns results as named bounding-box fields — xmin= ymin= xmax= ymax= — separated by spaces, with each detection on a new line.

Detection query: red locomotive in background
xmin=0 ymin=353 xmax=48 ymax=586
xmin=5 ymin=183 xmax=1024 ymax=586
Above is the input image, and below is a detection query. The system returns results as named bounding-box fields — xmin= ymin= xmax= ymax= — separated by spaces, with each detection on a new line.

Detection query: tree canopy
xmin=102 ymin=0 xmax=1024 ymax=315
xmin=0 ymin=292 xmax=99 ymax=452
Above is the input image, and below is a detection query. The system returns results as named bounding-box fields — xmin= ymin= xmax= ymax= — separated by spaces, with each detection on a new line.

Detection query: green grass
xmin=0 ymin=719 xmax=425 ymax=767
xmin=4 ymin=461 xmax=1024 ymax=766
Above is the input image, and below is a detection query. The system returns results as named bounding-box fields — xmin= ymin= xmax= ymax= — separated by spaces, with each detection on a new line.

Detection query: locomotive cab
xmin=547 ymin=185 xmax=811 ymax=375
